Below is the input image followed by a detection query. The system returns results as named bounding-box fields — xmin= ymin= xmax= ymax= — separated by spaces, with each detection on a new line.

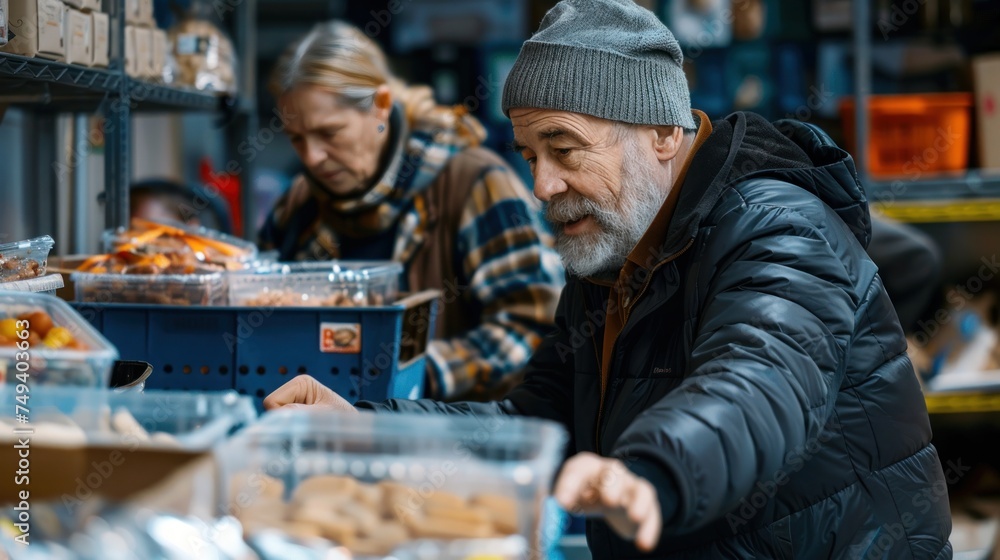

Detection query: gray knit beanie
xmin=502 ymin=0 xmax=696 ymax=130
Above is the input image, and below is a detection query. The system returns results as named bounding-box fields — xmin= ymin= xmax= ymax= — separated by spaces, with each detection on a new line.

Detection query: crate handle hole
xmin=297 ymin=366 xmax=307 ymax=374
xmin=350 ymin=367 xmax=360 ymax=376
xmin=163 ymin=364 xmax=173 ymax=374
xmin=219 ymin=365 xmax=229 ymax=375
xmin=200 ymin=366 xmax=210 ymax=375
xmin=278 ymin=366 xmax=288 ymax=375
xmin=255 ymin=389 xmax=266 ymax=398
xmin=256 ymin=366 xmax=266 ymax=375
xmin=239 ymin=365 xmax=249 ymax=375
xmin=367 ymin=368 xmax=380 ymax=378
xmin=331 ymin=367 xmax=340 ymax=376
xmin=182 ymin=365 xmax=192 ymax=374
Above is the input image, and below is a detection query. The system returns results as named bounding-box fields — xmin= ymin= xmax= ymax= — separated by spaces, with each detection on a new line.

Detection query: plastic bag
xmin=166 ymin=1 xmax=237 ymax=94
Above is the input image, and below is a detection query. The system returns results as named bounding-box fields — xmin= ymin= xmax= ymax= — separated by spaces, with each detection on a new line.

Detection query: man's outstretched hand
xmin=554 ymin=452 xmax=662 ymax=552
xmin=263 ymin=375 xmax=358 ymax=413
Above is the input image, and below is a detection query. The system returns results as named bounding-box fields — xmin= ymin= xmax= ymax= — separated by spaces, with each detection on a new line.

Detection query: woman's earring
xmin=377 ymin=124 xmax=385 ymax=133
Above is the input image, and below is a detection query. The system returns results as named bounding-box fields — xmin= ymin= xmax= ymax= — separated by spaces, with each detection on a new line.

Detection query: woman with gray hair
xmin=259 ymin=21 xmax=564 ymax=400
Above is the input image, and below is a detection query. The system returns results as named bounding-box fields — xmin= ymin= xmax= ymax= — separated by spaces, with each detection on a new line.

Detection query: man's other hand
xmin=263 ymin=375 xmax=358 ymax=413
xmin=554 ymin=452 xmax=662 ymax=552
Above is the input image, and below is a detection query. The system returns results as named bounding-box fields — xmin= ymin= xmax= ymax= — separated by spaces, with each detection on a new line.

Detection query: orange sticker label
xmin=320 ymin=323 xmax=360 ymax=353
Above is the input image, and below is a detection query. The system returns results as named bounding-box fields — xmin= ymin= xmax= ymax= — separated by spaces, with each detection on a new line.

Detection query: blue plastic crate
xmin=72 ymin=291 xmax=438 ymax=410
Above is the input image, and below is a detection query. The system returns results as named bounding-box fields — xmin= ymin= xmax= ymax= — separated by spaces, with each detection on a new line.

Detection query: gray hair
xmin=269 ymin=21 xmax=401 ymax=110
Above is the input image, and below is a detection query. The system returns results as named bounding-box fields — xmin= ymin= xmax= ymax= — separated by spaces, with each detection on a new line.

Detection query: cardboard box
xmin=0 ymin=443 xmax=211 ymax=504
xmin=47 ymin=255 xmax=88 ymax=302
xmin=133 ymin=25 xmax=152 ymax=78
xmin=82 ymin=0 xmax=101 ymax=12
xmin=151 ymin=27 xmax=166 ymax=80
xmin=0 ymin=0 xmax=66 ymax=59
xmin=0 ymin=0 xmax=10 ymax=47
xmin=124 ymin=24 xmax=137 ymax=77
xmin=63 ymin=7 xmax=90 ymax=65
xmin=89 ymin=9 xmax=107 ymax=67
xmin=137 ymin=0 xmax=152 ymax=25
xmin=973 ymin=54 xmax=1000 ymax=172
xmin=124 ymin=0 xmax=139 ymax=24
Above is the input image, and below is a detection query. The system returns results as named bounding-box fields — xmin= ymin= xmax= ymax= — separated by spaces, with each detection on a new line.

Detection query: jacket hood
xmin=661 ymin=112 xmax=871 ymax=257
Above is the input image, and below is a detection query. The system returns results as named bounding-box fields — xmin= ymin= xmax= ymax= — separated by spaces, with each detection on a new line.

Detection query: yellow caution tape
xmin=874 ymin=200 xmax=1000 ymax=223
xmin=925 ymin=391 xmax=1000 ymax=414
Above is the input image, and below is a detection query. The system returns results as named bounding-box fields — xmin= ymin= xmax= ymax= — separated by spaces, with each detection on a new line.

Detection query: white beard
xmin=544 ymin=138 xmax=668 ymax=280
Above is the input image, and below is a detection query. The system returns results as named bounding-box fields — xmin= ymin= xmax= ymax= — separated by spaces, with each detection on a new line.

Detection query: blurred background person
xmin=869 ymin=215 xmax=943 ymax=335
xmin=98 ymin=179 xmax=234 ymax=232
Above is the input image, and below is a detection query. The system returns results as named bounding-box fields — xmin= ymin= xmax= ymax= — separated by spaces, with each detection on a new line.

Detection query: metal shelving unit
xmin=852 ymin=0 xmax=996 ymax=207
xmin=0 ymin=52 xmax=122 ymax=96
xmin=0 ymin=0 xmax=257 ymax=241
xmin=127 ymin=80 xmax=220 ymax=111
xmin=868 ymin=172 xmax=1000 ymax=202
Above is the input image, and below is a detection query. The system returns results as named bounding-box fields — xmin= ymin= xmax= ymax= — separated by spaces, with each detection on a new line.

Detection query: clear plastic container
xmin=0 ymin=291 xmax=118 ymax=387
xmin=228 ymin=261 xmax=403 ymax=307
xmin=0 ymin=235 xmax=55 ymax=282
xmin=72 ymin=271 xmax=227 ymax=305
xmin=0 ymin=387 xmax=256 ymax=448
xmin=219 ymin=410 xmax=566 ymax=558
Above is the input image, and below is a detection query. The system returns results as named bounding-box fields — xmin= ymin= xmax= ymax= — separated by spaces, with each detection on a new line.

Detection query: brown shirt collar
xmin=624 ymin=109 xmax=713 ymax=271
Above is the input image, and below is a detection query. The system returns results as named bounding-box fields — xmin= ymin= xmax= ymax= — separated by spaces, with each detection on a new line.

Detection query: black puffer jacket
xmin=359 ymin=113 xmax=953 ymax=559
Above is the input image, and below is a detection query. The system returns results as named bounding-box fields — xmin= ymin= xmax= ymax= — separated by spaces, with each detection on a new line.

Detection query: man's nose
xmin=532 ymin=159 xmax=567 ymax=202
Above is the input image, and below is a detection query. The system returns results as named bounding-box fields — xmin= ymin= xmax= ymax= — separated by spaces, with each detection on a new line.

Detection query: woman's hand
xmin=263 ymin=375 xmax=358 ymax=413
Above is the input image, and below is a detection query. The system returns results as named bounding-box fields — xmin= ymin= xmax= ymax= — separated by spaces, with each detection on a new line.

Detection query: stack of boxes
xmin=0 ymin=0 xmax=108 ymax=68
xmin=0 ymin=0 xmax=164 ymax=77
xmin=124 ymin=0 xmax=165 ymax=80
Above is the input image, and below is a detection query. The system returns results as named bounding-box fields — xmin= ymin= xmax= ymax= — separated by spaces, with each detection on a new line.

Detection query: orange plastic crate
xmin=840 ymin=93 xmax=973 ymax=178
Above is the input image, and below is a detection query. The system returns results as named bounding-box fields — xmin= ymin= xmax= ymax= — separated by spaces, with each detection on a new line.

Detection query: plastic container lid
xmin=0 ymin=235 xmax=55 ymax=282
xmin=0 ymin=274 xmax=64 ymax=294
xmin=0 ymin=290 xmax=119 ymax=387
xmin=228 ymin=260 xmax=403 ymax=307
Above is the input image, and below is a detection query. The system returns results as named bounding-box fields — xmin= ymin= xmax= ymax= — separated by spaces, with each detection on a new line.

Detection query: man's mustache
xmin=544 ymin=194 xmax=606 ymax=226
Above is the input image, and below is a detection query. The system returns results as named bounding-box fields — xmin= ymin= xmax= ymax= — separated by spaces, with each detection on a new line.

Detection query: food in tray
xmin=106 ymin=218 xmax=254 ymax=268
xmin=72 ymin=267 xmax=225 ymax=306
xmin=0 ymin=254 xmax=43 ymax=281
xmin=71 ymin=219 xmax=257 ymax=306
xmin=76 ymin=250 xmax=225 ymax=276
xmin=0 ymin=309 xmax=88 ymax=350
xmin=73 ymin=251 xmax=228 ymax=307
xmin=232 ymin=473 xmax=519 ymax=556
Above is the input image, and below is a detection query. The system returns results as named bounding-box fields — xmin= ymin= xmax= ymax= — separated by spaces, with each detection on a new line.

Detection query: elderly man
xmin=265 ymin=0 xmax=953 ymax=557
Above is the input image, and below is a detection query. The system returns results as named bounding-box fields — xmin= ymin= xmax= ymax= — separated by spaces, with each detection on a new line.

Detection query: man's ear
xmin=373 ymin=84 xmax=393 ymax=122
xmin=650 ymin=125 xmax=684 ymax=162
